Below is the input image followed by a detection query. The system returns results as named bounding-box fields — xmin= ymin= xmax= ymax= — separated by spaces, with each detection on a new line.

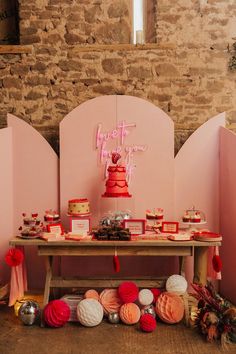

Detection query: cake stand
xmin=181 ymin=221 xmax=207 ymax=233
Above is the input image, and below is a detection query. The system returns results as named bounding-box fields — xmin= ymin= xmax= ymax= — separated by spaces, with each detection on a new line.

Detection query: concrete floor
xmin=0 ymin=305 xmax=235 ymax=354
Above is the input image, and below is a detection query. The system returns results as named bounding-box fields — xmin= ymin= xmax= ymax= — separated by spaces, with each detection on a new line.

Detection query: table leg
xmin=179 ymin=256 xmax=185 ymax=276
xmin=193 ymin=247 xmax=208 ymax=285
xmin=43 ymin=255 xmax=53 ymax=307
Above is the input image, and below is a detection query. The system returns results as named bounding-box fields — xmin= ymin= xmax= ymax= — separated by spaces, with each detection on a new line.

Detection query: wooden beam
xmin=71 ymin=43 xmax=175 ymax=53
xmin=50 ymin=276 xmax=167 ymax=289
xmin=0 ymin=45 xmax=32 ymax=54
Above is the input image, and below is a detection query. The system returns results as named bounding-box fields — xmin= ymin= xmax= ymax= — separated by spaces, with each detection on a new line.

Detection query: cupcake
xmin=156 ymin=208 xmax=164 ymax=220
xmin=44 ymin=209 xmax=60 ymax=222
xmin=192 ymin=212 xmax=201 ymax=223
xmin=182 ymin=212 xmax=190 ymax=223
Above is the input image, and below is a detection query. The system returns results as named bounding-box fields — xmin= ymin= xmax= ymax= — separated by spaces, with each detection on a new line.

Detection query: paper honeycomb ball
xmin=84 ymin=289 xmax=100 ymax=301
xmin=99 ymin=289 xmax=122 ymax=315
xmin=166 ymin=274 xmax=188 ymax=295
xmin=151 ymin=288 xmax=162 ymax=303
xmin=44 ymin=300 xmax=70 ymax=328
xmin=118 ymin=281 xmax=139 ymax=303
xmin=77 ymin=299 xmax=103 ymax=327
xmin=119 ymin=303 xmax=140 ymax=325
xmin=155 ymin=292 xmax=184 ymax=324
xmin=138 ymin=289 xmax=154 ymax=306
xmin=140 ymin=314 xmax=157 ymax=332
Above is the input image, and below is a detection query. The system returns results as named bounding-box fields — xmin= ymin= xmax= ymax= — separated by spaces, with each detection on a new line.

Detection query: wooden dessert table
xmin=9 ymin=238 xmax=221 ymax=307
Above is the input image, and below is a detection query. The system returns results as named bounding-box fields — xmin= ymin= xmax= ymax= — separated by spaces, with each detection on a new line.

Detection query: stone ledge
xmin=0 ymin=45 xmax=32 ymax=54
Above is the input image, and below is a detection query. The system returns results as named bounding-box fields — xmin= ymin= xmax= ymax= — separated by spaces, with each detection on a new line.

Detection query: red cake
xmin=102 ymin=165 xmax=131 ymax=198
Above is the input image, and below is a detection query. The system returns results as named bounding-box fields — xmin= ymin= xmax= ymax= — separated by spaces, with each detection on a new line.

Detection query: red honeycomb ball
xmin=151 ymin=288 xmax=162 ymax=304
xmin=118 ymin=281 xmax=139 ymax=303
xmin=140 ymin=314 xmax=157 ymax=332
xmin=44 ymin=300 xmax=70 ymax=327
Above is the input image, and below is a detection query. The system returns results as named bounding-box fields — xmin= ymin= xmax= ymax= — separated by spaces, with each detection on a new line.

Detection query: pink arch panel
xmin=0 ymin=128 xmax=13 ymax=283
xmin=7 ymin=114 xmax=59 ymax=289
xmin=220 ymin=127 xmax=236 ymax=304
xmin=175 ymin=113 xmax=225 ymax=285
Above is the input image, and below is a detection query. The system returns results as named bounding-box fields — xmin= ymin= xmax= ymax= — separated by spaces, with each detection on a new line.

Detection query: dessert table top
xmin=9 ymin=237 xmax=221 ymax=247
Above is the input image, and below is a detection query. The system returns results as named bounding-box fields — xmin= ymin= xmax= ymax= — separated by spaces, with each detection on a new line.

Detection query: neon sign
xmin=96 ymin=120 xmax=147 ymax=182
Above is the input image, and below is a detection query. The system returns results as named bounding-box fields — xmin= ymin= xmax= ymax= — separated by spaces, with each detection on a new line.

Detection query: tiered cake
xmin=102 ymin=154 xmax=131 ymax=198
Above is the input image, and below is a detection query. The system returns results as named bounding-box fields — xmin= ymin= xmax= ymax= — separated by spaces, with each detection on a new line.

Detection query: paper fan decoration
xmin=44 ymin=300 xmax=70 ymax=327
xmin=100 ymin=289 xmax=122 ymax=315
xmin=155 ymin=292 xmax=184 ymax=324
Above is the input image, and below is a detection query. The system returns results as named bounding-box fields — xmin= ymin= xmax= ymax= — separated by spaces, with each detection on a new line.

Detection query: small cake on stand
xmin=181 ymin=206 xmax=207 ymax=233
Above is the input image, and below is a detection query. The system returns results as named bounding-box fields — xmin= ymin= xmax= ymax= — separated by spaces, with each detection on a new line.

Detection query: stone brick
xmin=49 ymin=0 xmax=73 ymax=4
xmin=161 ymin=14 xmax=181 ymax=24
xmin=20 ymin=27 xmax=38 ymax=35
xmin=155 ymin=64 xmax=179 ymax=77
xmin=32 ymin=62 xmax=48 ymax=73
xmin=102 ymin=58 xmax=123 ymax=74
xmin=97 ymin=20 xmax=131 ymax=44
xmin=84 ymin=5 xmax=101 ymax=23
xmin=58 ymin=60 xmax=82 ymax=71
xmin=21 ymin=35 xmax=41 ymax=44
xmin=128 ymin=66 xmax=152 ymax=79
xmin=9 ymin=92 xmax=23 ymax=100
xmin=3 ymin=77 xmax=22 ymax=89
xmin=26 ymin=76 xmax=50 ymax=86
xmin=81 ymin=79 xmax=100 ymax=86
xmin=25 ymin=90 xmax=45 ymax=100
xmin=107 ymin=1 xmax=129 ymax=18
xmin=44 ymin=33 xmax=63 ymax=44
xmin=64 ymin=33 xmax=85 ymax=44
xmin=93 ymin=85 xmax=117 ymax=95
xmin=10 ymin=65 xmax=30 ymax=76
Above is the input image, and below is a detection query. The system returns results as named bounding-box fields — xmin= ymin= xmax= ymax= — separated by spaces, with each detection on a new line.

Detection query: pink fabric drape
xmin=8 ymin=247 xmax=28 ymax=306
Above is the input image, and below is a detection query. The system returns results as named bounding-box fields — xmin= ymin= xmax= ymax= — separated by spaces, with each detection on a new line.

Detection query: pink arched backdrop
xmin=60 ymin=95 xmax=176 ymax=277
xmin=0 ymin=96 xmax=234 ymax=304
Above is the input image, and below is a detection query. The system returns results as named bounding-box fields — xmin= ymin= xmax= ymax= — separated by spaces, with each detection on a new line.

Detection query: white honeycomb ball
xmin=138 ymin=289 xmax=154 ymax=306
xmin=166 ymin=274 xmax=188 ymax=295
xmin=77 ymin=298 xmax=103 ymax=327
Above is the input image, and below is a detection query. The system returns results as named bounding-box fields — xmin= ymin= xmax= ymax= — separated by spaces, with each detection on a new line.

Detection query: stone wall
xmin=1 ymin=0 xmax=236 ymax=154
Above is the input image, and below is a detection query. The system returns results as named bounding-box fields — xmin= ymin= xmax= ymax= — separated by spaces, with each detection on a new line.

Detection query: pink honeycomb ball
xmin=84 ymin=289 xmax=100 ymax=301
xmin=77 ymin=299 xmax=103 ymax=327
xmin=155 ymin=292 xmax=184 ymax=324
xmin=99 ymin=289 xmax=122 ymax=315
xmin=119 ymin=303 xmax=141 ymax=325
xmin=138 ymin=289 xmax=154 ymax=306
